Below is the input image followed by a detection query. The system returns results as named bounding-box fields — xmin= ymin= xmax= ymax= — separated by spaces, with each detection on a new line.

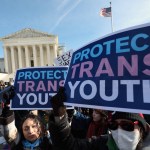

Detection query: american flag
xmin=100 ymin=7 xmax=111 ymax=17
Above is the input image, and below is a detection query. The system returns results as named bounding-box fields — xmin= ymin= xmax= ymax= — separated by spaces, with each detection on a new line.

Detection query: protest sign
xmin=64 ymin=23 xmax=150 ymax=114
xmin=54 ymin=49 xmax=73 ymax=66
xmin=11 ymin=66 xmax=68 ymax=110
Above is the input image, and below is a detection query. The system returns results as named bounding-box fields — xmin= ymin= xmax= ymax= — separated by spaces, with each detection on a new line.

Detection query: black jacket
xmin=0 ymin=107 xmax=52 ymax=150
xmin=50 ymin=114 xmax=109 ymax=150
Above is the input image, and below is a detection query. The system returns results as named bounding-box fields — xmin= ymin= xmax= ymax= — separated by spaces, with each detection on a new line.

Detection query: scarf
xmin=22 ymin=138 xmax=42 ymax=150
xmin=107 ymin=134 xmax=119 ymax=150
xmin=87 ymin=121 xmax=107 ymax=138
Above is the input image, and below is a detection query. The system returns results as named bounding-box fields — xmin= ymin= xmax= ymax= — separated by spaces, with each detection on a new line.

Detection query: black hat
xmin=111 ymin=112 xmax=148 ymax=134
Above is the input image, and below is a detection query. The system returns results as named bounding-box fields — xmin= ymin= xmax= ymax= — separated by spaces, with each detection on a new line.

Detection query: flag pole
xmin=110 ymin=2 xmax=114 ymax=32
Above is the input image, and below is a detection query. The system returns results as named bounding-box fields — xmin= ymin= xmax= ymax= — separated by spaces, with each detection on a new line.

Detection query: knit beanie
xmin=111 ymin=112 xmax=148 ymax=134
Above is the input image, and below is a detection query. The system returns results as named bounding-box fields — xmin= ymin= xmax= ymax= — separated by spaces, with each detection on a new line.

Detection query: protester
xmin=50 ymin=87 xmax=150 ymax=150
xmin=0 ymin=105 xmax=53 ymax=150
xmin=14 ymin=110 xmax=38 ymax=131
xmin=86 ymin=109 xmax=108 ymax=139
xmin=67 ymin=108 xmax=91 ymax=138
xmin=1 ymin=85 xmax=150 ymax=150
xmin=0 ymin=81 xmax=5 ymax=91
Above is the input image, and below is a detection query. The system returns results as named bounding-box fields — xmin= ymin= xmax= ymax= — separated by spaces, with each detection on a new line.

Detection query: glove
xmin=0 ymin=86 xmax=15 ymax=118
xmin=50 ymin=87 xmax=66 ymax=116
xmin=2 ymin=86 xmax=15 ymax=105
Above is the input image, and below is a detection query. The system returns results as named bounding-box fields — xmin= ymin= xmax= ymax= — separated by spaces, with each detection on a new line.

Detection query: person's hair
xmin=93 ymin=109 xmax=108 ymax=121
xmin=93 ymin=109 xmax=108 ymax=132
xmin=19 ymin=113 xmax=45 ymax=140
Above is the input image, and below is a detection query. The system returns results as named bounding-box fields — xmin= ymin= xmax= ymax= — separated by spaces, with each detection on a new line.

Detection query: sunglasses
xmin=108 ymin=120 xmax=138 ymax=132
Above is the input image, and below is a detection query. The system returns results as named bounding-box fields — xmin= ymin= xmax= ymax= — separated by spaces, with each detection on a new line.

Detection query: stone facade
xmin=0 ymin=58 xmax=4 ymax=72
xmin=0 ymin=28 xmax=60 ymax=81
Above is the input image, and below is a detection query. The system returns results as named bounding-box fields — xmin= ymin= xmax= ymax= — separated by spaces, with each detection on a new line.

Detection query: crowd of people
xmin=0 ymin=81 xmax=11 ymax=90
xmin=0 ymin=86 xmax=150 ymax=150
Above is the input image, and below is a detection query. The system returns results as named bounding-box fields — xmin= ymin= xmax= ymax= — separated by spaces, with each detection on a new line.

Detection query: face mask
xmin=111 ymin=128 xmax=141 ymax=150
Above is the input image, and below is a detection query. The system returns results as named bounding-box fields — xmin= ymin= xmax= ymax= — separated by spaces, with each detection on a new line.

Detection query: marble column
xmin=18 ymin=46 xmax=23 ymax=68
xmin=53 ymin=44 xmax=57 ymax=59
xmin=40 ymin=45 xmax=44 ymax=66
xmin=3 ymin=46 xmax=9 ymax=73
xmin=46 ymin=44 xmax=51 ymax=66
xmin=10 ymin=46 xmax=16 ymax=73
xmin=25 ymin=45 xmax=30 ymax=67
xmin=33 ymin=45 xmax=38 ymax=66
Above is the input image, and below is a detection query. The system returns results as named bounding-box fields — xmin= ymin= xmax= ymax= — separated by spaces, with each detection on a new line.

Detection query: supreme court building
xmin=0 ymin=28 xmax=61 ymax=81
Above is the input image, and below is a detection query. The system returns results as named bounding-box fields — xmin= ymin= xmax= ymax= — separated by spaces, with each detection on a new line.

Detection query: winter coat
xmin=50 ymin=113 xmax=150 ymax=150
xmin=50 ymin=113 xmax=119 ymax=150
xmin=86 ymin=121 xmax=108 ymax=138
xmin=71 ymin=110 xmax=91 ymax=138
xmin=0 ymin=107 xmax=52 ymax=150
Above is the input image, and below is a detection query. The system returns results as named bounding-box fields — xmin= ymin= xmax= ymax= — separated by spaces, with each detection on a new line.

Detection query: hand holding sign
xmin=11 ymin=66 xmax=68 ymax=110
xmin=64 ymin=23 xmax=150 ymax=114
xmin=0 ymin=86 xmax=15 ymax=106
xmin=50 ymin=87 xmax=66 ymax=116
xmin=0 ymin=86 xmax=15 ymax=117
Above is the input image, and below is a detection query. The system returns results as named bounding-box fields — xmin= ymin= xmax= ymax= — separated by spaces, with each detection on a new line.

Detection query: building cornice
xmin=2 ymin=36 xmax=58 ymax=46
xmin=0 ymin=28 xmax=57 ymax=40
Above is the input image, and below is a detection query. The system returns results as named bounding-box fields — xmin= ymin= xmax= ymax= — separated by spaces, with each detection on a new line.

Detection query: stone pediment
xmin=1 ymin=28 xmax=53 ymax=39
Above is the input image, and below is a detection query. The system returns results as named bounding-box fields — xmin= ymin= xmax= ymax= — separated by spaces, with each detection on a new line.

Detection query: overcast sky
xmin=0 ymin=0 xmax=150 ymax=58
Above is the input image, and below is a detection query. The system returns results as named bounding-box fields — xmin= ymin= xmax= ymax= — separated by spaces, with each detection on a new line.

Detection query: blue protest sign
xmin=64 ymin=23 xmax=150 ymax=114
xmin=10 ymin=66 xmax=68 ymax=110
